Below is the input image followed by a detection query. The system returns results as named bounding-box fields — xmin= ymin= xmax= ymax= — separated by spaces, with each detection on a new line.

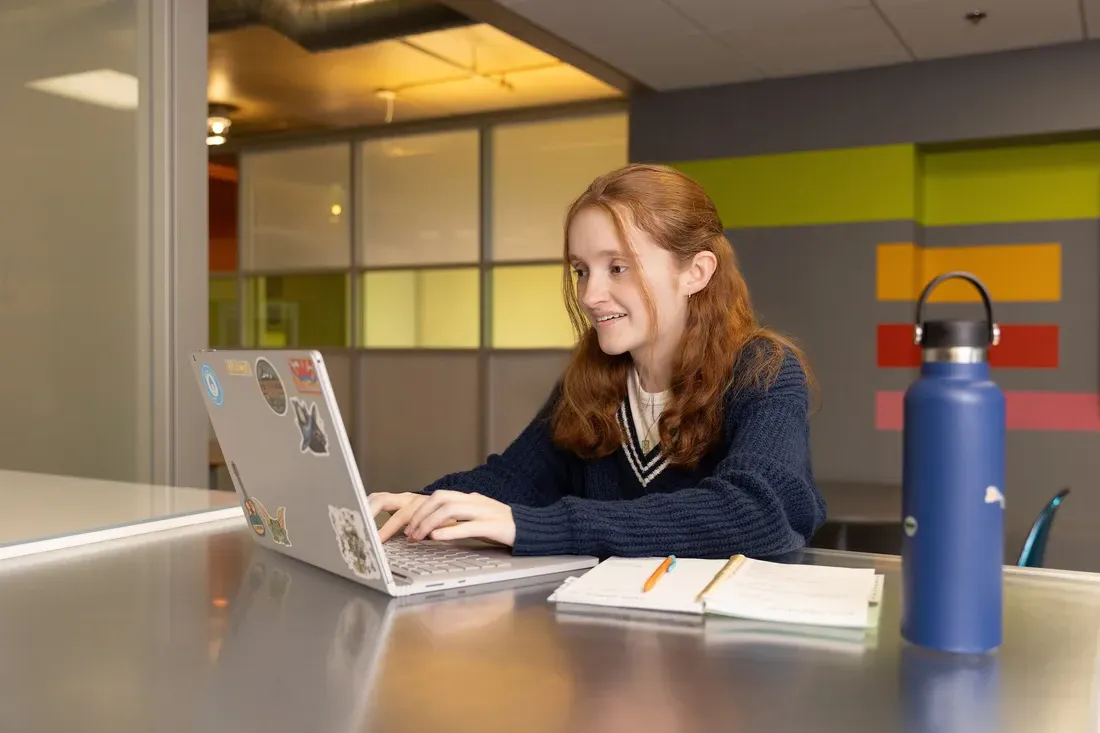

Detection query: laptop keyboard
xmin=383 ymin=535 xmax=511 ymax=577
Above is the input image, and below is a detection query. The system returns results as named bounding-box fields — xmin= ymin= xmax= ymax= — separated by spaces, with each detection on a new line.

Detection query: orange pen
xmin=642 ymin=555 xmax=677 ymax=592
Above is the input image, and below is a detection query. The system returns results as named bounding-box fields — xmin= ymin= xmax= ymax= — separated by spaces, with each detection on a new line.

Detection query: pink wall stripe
xmin=875 ymin=391 xmax=1100 ymax=432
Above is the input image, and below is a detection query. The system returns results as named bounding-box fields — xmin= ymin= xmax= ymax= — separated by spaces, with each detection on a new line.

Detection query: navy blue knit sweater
xmin=423 ymin=349 xmax=826 ymax=559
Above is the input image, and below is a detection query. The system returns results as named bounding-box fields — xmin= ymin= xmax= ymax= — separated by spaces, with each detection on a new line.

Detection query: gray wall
xmin=632 ymin=39 xmax=1100 ymax=162
xmin=631 ymin=40 xmax=1100 ymax=571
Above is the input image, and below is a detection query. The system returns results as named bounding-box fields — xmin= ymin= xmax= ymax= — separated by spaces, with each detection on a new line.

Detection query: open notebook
xmin=548 ymin=555 xmax=883 ymax=629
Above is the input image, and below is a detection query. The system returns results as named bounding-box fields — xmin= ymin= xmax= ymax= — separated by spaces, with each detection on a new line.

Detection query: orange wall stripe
xmin=877 ymin=323 xmax=1059 ymax=368
xmin=876 ymin=242 xmax=1061 ymax=302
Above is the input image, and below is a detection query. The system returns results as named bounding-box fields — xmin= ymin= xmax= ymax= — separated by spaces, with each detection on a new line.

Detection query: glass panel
xmin=209 ymin=277 xmax=239 ymax=347
xmin=209 ymin=154 xmax=238 ymax=273
xmin=0 ymin=0 xmax=152 ymax=483
xmin=242 ymin=144 xmax=351 ymax=271
xmin=244 ymin=274 xmax=350 ymax=348
xmin=491 ymin=265 xmax=576 ymax=348
xmin=491 ymin=113 xmax=628 ymax=262
xmin=362 ymin=268 xmax=479 ymax=348
xmin=359 ymin=130 xmax=480 ymax=267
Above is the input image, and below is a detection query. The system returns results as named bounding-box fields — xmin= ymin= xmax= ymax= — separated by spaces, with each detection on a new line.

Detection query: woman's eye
xmin=611 ymin=265 xmax=628 ymax=275
xmin=573 ymin=268 xmax=587 ymax=278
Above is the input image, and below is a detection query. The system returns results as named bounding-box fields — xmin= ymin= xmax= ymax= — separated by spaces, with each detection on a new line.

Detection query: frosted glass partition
xmin=358 ymin=354 xmax=479 ymax=494
xmin=361 ymin=268 xmax=480 ymax=348
xmin=491 ymin=264 xmax=577 ymax=348
xmin=488 ymin=352 xmax=571 ymax=455
xmin=491 ymin=112 xmax=628 ymax=262
xmin=0 ymin=0 xmax=217 ymax=549
xmin=359 ymin=130 xmax=480 ymax=267
xmin=242 ymin=144 xmax=352 ymax=271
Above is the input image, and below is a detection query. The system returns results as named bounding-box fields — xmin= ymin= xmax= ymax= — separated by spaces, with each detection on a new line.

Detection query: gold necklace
xmin=634 ymin=370 xmax=660 ymax=453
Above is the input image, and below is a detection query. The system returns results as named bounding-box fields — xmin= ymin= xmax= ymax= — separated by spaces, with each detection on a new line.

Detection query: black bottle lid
xmin=913 ymin=272 xmax=1000 ymax=349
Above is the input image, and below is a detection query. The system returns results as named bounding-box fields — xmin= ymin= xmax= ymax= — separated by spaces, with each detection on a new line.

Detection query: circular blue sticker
xmin=202 ymin=364 xmax=224 ymax=406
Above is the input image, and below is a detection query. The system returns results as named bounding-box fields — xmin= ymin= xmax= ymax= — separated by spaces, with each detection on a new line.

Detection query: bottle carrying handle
xmin=912 ymin=271 xmax=1000 ymax=347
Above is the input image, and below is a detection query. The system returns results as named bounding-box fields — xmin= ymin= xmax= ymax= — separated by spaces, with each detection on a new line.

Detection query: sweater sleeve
xmin=420 ymin=386 xmax=571 ymax=507
xmin=509 ymin=353 xmax=827 ymax=559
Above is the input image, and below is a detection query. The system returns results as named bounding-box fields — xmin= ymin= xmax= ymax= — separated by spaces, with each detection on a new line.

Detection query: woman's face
xmin=567 ymin=206 xmax=689 ymax=360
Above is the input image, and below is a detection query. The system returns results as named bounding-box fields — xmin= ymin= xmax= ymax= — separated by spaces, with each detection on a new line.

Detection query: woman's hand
xmin=368 ymin=490 xmax=516 ymax=547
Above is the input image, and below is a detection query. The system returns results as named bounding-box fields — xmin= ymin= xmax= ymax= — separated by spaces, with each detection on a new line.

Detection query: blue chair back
xmin=1017 ymin=487 xmax=1070 ymax=567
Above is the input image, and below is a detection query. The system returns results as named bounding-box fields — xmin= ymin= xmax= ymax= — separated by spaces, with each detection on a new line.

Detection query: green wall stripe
xmin=921 ymin=140 xmax=1100 ymax=225
xmin=669 ymin=144 xmax=918 ymax=228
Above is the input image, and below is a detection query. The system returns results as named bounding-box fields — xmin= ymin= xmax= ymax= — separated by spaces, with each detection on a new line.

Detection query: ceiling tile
xmin=716 ymin=6 xmax=910 ymax=78
xmin=666 ymin=0 xmax=872 ymax=33
xmin=500 ymin=0 xmax=702 ymax=53
xmin=597 ymin=31 xmax=763 ymax=90
xmin=875 ymin=0 xmax=1083 ymax=59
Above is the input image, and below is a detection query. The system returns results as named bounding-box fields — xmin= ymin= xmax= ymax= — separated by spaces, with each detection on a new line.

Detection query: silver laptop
xmin=191 ymin=348 xmax=598 ymax=597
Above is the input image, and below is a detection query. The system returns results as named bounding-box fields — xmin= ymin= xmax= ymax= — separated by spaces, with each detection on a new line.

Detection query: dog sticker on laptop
xmin=328 ymin=505 xmax=379 ymax=580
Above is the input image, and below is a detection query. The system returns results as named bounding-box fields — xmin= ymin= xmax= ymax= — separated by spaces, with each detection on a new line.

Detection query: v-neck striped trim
xmin=618 ymin=399 xmax=671 ymax=488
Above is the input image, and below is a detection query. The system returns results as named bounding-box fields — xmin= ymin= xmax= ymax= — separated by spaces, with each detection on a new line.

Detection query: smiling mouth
xmin=595 ymin=313 xmax=626 ymax=323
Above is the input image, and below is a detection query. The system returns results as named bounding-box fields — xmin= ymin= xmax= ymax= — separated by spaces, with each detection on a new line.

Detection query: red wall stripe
xmin=877 ymin=324 xmax=1059 ymax=368
xmin=875 ymin=390 xmax=1100 ymax=431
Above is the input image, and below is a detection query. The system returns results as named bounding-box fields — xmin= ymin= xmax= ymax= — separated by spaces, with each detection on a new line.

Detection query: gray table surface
xmin=2 ymin=520 xmax=1099 ymax=733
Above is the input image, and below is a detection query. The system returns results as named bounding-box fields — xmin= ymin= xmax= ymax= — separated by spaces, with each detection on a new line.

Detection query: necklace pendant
xmin=643 ymin=438 xmax=651 ymax=453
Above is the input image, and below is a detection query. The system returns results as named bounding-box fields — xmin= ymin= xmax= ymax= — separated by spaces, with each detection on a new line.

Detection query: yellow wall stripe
xmin=876 ymin=242 xmax=1061 ymax=302
xmin=671 ymin=144 xmax=918 ymax=228
xmin=922 ymin=141 xmax=1100 ymax=226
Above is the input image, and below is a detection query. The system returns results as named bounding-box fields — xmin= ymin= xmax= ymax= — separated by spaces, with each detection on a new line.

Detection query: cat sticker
xmin=255 ymin=357 xmax=288 ymax=416
xmin=253 ymin=498 xmax=292 ymax=547
xmin=291 ymin=397 xmax=329 ymax=456
xmin=328 ymin=505 xmax=378 ymax=580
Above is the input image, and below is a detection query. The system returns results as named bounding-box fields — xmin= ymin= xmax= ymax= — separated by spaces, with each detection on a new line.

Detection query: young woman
xmin=369 ymin=163 xmax=826 ymax=559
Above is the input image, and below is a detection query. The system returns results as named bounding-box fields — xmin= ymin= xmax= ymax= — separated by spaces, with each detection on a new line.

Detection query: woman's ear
xmin=684 ymin=251 xmax=718 ymax=296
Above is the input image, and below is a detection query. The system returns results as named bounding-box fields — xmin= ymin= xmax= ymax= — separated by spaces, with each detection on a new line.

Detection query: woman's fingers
xmin=409 ymin=499 xmax=485 ymax=541
xmin=377 ymin=504 xmax=417 ymax=542
xmin=368 ymin=492 xmax=415 ymax=518
xmin=429 ymin=520 xmax=500 ymax=544
xmin=406 ymin=490 xmax=467 ymax=537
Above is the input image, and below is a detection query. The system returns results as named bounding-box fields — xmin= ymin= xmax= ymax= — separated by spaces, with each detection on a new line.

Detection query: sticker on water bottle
xmin=984 ymin=486 xmax=1005 ymax=508
xmin=904 ymin=516 xmax=918 ymax=537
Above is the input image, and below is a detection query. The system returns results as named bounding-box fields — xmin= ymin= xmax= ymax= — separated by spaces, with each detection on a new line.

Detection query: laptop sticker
xmin=225 ymin=359 xmax=252 ymax=376
xmin=201 ymin=364 xmax=224 ymax=407
xmin=244 ymin=498 xmax=267 ymax=537
xmin=254 ymin=498 xmax=292 ymax=547
xmin=291 ymin=397 xmax=330 ymax=456
xmin=254 ymin=357 xmax=288 ymax=416
xmin=288 ymin=357 xmax=322 ymax=394
xmin=328 ymin=505 xmax=379 ymax=580
xmin=229 ymin=461 xmax=267 ymax=537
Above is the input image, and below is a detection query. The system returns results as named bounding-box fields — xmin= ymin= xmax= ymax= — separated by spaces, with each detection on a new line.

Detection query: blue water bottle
xmin=901 ymin=271 xmax=1006 ymax=654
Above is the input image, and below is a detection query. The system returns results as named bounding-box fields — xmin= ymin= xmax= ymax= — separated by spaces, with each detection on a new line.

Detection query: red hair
xmin=550 ymin=163 xmax=812 ymax=469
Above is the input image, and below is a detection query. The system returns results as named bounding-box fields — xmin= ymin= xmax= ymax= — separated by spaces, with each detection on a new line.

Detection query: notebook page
xmin=703 ymin=560 xmax=877 ymax=629
xmin=548 ymin=557 xmax=728 ymax=615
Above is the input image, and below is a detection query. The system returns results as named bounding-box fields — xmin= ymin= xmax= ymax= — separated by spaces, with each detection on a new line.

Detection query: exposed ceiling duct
xmin=208 ymin=0 xmax=475 ymax=52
